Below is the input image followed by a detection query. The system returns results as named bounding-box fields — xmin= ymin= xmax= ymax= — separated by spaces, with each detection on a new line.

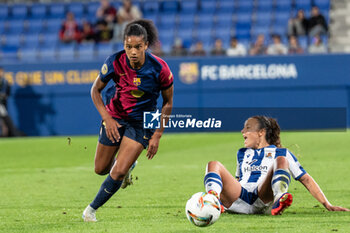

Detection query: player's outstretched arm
xmin=299 ymin=173 xmax=350 ymax=211
xmin=146 ymin=85 xmax=173 ymax=160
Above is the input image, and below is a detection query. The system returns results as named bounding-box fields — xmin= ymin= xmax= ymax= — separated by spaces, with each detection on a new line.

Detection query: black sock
xmin=90 ymin=175 xmax=122 ymax=210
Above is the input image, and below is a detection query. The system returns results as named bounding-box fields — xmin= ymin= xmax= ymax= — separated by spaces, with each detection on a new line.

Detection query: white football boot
xmin=82 ymin=205 xmax=97 ymax=222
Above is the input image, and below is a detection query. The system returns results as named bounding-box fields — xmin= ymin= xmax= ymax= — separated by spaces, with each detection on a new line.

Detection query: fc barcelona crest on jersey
xmin=133 ymin=77 xmax=141 ymax=86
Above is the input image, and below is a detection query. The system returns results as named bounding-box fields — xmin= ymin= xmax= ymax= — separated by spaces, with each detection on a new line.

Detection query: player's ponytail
xmin=252 ymin=116 xmax=282 ymax=148
xmin=123 ymin=19 xmax=158 ymax=47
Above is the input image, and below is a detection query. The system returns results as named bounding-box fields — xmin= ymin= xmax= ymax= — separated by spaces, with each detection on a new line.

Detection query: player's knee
xmin=110 ymin=170 xmax=127 ymax=181
xmin=94 ymin=166 xmax=109 ymax=175
xmin=275 ymin=156 xmax=289 ymax=169
xmin=207 ymin=161 xmax=223 ymax=170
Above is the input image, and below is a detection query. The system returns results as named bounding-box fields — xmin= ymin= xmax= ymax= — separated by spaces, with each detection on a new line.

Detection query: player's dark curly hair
xmin=252 ymin=115 xmax=282 ymax=148
xmin=123 ymin=19 xmax=158 ymax=47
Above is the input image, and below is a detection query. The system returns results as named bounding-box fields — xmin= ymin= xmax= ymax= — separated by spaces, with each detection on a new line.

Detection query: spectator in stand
xmin=226 ymin=37 xmax=247 ymax=56
xmin=267 ymin=34 xmax=288 ymax=55
xmin=308 ymin=35 xmax=327 ymax=54
xmin=210 ymin=38 xmax=226 ymax=56
xmin=114 ymin=0 xmax=142 ymax=42
xmin=288 ymin=35 xmax=304 ymax=54
xmin=288 ymin=9 xmax=309 ymax=36
xmin=117 ymin=0 xmax=142 ymax=24
xmin=170 ymin=38 xmax=187 ymax=56
xmin=151 ymin=41 xmax=165 ymax=57
xmin=80 ymin=21 xmax=95 ymax=43
xmin=308 ymin=6 xmax=328 ymax=37
xmin=249 ymin=34 xmax=267 ymax=55
xmin=95 ymin=20 xmax=113 ymax=43
xmin=191 ymin=41 xmax=206 ymax=56
xmin=96 ymin=0 xmax=117 ymax=27
xmin=59 ymin=12 xmax=80 ymax=43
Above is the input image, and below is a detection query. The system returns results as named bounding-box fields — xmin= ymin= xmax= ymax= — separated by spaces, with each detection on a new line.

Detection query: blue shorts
xmin=98 ymin=118 xmax=155 ymax=149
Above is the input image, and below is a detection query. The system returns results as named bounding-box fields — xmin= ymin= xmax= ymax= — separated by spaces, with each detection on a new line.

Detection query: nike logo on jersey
xmin=119 ymin=73 xmax=126 ymax=76
xmin=247 ymin=159 xmax=258 ymax=165
xmin=143 ymin=136 xmax=149 ymax=140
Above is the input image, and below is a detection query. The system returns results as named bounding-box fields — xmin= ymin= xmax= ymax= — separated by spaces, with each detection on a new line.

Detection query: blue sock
xmin=90 ymin=175 xmax=122 ymax=210
xmin=204 ymin=172 xmax=223 ymax=196
xmin=271 ymin=169 xmax=291 ymax=200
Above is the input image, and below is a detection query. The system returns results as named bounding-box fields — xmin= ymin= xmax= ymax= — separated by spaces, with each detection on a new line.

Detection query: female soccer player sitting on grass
xmin=82 ymin=19 xmax=173 ymax=222
xmin=204 ymin=115 xmax=349 ymax=215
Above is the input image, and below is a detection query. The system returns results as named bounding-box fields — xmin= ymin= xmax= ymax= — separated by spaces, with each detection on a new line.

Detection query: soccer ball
xmin=185 ymin=192 xmax=221 ymax=227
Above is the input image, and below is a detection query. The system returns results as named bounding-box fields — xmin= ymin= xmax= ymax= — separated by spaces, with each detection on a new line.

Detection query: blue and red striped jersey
xmin=99 ymin=50 xmax=173 ymax=121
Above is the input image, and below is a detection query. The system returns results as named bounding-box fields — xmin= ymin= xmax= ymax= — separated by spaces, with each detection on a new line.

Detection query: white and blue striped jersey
xmin=235 ymin=145 xmax=306 ymax=185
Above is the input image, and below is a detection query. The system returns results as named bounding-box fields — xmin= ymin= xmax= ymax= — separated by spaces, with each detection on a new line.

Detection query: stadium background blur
xmin=0 ymin=0 xmax=349 ymax=136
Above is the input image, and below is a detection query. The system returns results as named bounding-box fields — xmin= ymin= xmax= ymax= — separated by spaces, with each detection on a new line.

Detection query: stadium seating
xmin=143 ymin=12 xmax=158 ymax=24
xmin=11 ymin=4 xmax=28 ymax=19
xmin=216 ymin=13 xmax=233 ymax=29
xmin=0 ymin=4 xmax=9 ymax=19
xmin=77 ymin=43 xmax=95 ymax=60
xmin=45 ymin=18 xmax=63 ymax=33
xmin=295 ymin=0 xmax=312 ymax=12
xmin=25 ymin=19 xmax=44 ymax=34
xmin=67 ymin=2 xmax=84 ymax=18
xmin=86 ymin=2 xmax=100 ymax=18
xmin=217 ymin=1 xmax=235 ymax=14
xmin=96 ymin=42 xmax=113 ymax=59
xmin=254 ymin=12 xmax=272 ymax=26
xmin=256 ymin=0 xmax=274 ymax=12
xmin=23 ymin=33 xmax=40 ymax=47
xmin=4 ymin=34 xmax=22 ymax=47
xmin=38 ymin=45 xmax=56 ymax=61
xmin=178 ymin=12 xmax=195 ymax=30
xmin=41 ymin=32 xmax=59 ymax=47
xmin=199 ymin=0 xmax=217 ymax=14
xmin=57 ymin=43 xmax=75 ymax=61
xmin=6 ymin=20 xmax=25 ymax=34
xmin=30 ymin=3 xmax=47 ymax=19
xmin=314 ymin=0 xmax=330 ymax=11
xmin=1 ymin=45 xmax=18 ymax=61
xmin=143 ymin=1 xmax=159 ymax=13
xmin=161 ymin=0 xmax=179 ymax=12
xmin=298 ymin=36 xmax=309 ymax=50
xmin=48 ymin=3 xmax=66 ymax=19
xmin=19 ymin=46 xmax=38 ymax=61
xmin=0 ymin=0 xmax=332 ymax=62
xmin=237 ymin=1 xmax=254 ymax=13
xmin=158 ymin=12 xmax=176 ymax=29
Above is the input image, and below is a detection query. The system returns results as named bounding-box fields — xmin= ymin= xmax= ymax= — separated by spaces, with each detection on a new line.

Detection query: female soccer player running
xmin=204 ymin=116 xmax=349 ymax=215
xmin=83 ymin=19 xmax=173 ymax=222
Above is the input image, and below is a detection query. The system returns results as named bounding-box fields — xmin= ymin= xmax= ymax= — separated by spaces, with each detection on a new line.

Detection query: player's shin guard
xmin=204 ymin=172 xmax=223 ymax=197
xmin=271 ymin=169 xmax=291 ymax=200
xmin=90 ymin=175 xmax=122 ymax=210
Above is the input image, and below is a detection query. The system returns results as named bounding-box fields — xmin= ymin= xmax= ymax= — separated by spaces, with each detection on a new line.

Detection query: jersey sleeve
xmin=99 ymin=55 xmax=116 ymax=83
xmin=286 ymin=149 xmax=307 ymax=180
xmin=235 ymin=161 xmax=241 ymax=180
xmin=235 ymin=148 xmax=245 ymax=180
xmin=159 ymin=62 xmax=173 ymax=90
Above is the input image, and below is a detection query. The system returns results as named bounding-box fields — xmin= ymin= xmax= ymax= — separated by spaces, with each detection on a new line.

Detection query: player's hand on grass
xmin=325 ymin=203 xmax=350 ymax=211
xmin=104 ymin=117 xmax=121 ymax=143
xmin=147 ymin=133 xmax=161 ymax=160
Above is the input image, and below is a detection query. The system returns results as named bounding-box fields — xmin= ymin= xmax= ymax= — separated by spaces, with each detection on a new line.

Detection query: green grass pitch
xmin=0 ymin=131 xmax=350 ymax=233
